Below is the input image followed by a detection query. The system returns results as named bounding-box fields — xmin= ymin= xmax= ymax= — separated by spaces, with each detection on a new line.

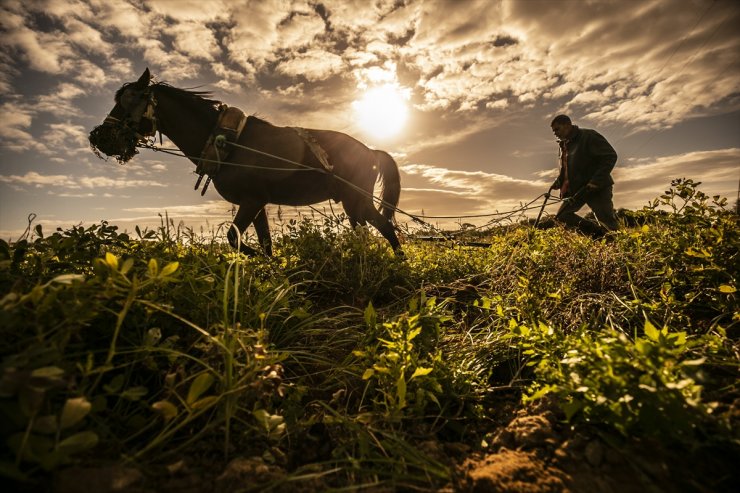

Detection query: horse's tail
xmin=375 ymin=150 xmax=401 ymax=221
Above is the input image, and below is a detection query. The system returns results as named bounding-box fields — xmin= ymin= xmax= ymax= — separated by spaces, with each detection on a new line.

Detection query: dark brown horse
xmin=89 ymin=68 xmax=402 ymax=255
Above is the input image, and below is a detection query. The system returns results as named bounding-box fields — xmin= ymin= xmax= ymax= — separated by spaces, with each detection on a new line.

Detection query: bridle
xmin=105 ymin=85 xmax=158 ymax=142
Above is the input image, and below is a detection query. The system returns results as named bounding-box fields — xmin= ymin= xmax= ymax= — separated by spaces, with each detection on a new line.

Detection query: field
xmin=1 ymin=179 xmax=738 ymax=492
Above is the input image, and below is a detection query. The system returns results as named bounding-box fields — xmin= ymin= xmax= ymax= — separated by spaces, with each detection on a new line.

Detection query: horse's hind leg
xmin=342 ymin=195 xmax=400 ymax=253
xmin=365 ymin=205 xmax=402 ymax=253
xmin=342 ymin=197 xmax=365 ymax=229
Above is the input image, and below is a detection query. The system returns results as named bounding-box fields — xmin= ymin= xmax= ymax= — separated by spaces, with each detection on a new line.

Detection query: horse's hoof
xmin=237 ymin=245 xmax=259 ymax=256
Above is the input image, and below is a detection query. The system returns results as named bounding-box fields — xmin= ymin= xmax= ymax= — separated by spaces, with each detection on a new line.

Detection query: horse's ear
xmin=136 ymin=68 xmax=151 ymax=88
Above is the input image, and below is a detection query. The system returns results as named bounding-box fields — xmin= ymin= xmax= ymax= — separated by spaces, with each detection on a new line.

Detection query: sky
xmin=1 ymin=0 xmax=739 ymax=241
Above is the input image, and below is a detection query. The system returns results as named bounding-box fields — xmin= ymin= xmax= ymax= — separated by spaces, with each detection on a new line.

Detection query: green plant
xmin=0 ymin=178 xmax=736 ymax=491
xmin=357 ymin=294 xmax=448 ymax=421
xmin=510 ymin=318 xmax=726 ymax=440
xmin=641 ymin=178 xmax=738 ymax=328
xmin=1 ymin=367 xmax=97 ymax=474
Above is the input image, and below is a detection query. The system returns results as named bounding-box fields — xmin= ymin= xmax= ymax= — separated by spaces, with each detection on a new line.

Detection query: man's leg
xmin=556 ymin=193 xmax=605 ymax=236
xmin=555 ymin=194 xmax=586 ymax=228
xmin=587 ymin=186 xmax=619 ymax=231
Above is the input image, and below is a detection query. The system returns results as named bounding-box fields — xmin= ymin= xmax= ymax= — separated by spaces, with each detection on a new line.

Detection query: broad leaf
xmin=105 ymin=252 xmax=118 ymax=269
xmin=643 ymin=320 xmax=660 ymax=341
xmin=160 ymin=261 xmax=179 ymax=277
xmin=410 ymin=367 xmax=433 ymax=379
xmin=187 ymin=373 xmax=215 ymax=405
xmin=57 ymin=431 xmax=99 ymax=455
xmin=152 ymin=400 xmax=178 ymax=421
xmin=60 ymin=397 xmax=92 ymax=430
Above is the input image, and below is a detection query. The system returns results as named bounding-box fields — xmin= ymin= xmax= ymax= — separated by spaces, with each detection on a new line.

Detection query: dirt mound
xmin=463 ymin=449 xmax=567 ymax=493
xmin=455 ymin=399 xmax=738 ymax=493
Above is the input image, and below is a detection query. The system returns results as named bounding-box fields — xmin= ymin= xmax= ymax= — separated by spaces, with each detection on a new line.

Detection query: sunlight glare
xmin=353 ymin=84 xmax=409 ymax=140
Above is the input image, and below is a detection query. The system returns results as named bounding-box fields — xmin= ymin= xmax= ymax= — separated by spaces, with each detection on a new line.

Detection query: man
xmin=549 ymin=114 xmax=619 ymax=236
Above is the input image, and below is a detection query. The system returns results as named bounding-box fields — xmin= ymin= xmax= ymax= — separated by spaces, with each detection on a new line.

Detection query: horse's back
xmin=229 ymin=115 xmax=380 ymax=199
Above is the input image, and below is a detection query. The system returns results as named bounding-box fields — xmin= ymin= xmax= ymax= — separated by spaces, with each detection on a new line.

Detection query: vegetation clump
xmin=0 ymin=179 xmax=737 ymax=491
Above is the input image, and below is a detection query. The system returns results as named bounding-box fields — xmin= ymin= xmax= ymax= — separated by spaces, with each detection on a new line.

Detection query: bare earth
xmin=44 ymin=394 xmax=739 ymax=493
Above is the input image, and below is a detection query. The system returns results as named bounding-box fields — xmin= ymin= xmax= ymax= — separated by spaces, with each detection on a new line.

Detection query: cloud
xmin=0 ymin=8 xmax=64 ymax=73
xmin=33 ymin=83 xmax=86 ymax=117
xmin=45 ymin=121 xmax=90 ymax=153
xmin=123 ymin=200 xmax=230 ymax=216
xmin=0 ymin=84 xmax=90 ymax=154
xmin=0 ymin=102 xmax=47 ymax=153
xmin=400 ymin=162 xmax=549 ymax=221
xmin=509 ymin=0 xmax=740 ymax=127
xmin=225 ymin=1 xmax=316 ymax=73
xmin=147 ymin=0 xmax=229 ymax=22
xmin=166 ymin=21 xmax=220 ymax=61
xmin=62 ymin=17 xmax=113 ymax=56
xmin=57 ymin=192 xmax=124 ymax=198
xmin=0 ymin=51 xmax=19 ymax=93
xmin=3 ymin=0 xmax=736 ymax=129
xmin=0 ymin=171 xmax=166 ymax=189
xmin=396 ymin=147 xmax=739 ymax=227
xmin=91 ymin=0 xmax=150 ymax=39
xmin=391 ymin=0 xmax=740 ymax=125
xmin=0 ymin=171 xmax=76 ymax=188
xmin=613 ymin=148 xmax=740 ymax=207
xmin=276 ymin=49 xmax=344 ymax=81
xmin=211 ymin=62 xmax=249 ymax=91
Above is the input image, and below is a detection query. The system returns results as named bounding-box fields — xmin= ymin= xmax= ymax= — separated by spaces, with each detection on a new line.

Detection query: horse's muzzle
xmin=89 ymin=123 xmax=139 ymax=163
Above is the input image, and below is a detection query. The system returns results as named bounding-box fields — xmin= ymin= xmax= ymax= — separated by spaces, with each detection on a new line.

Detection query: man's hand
xmin=585 ymin=181 xmax=600 ymax=191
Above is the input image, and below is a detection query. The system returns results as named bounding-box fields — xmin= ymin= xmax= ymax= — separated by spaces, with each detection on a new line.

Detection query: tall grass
xmin=0 ymin=179 xmax=737 ymax=490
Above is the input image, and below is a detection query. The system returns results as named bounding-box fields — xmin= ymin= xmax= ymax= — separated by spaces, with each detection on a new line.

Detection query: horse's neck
xmin=154 ymin=90 xmax=217 ymax=162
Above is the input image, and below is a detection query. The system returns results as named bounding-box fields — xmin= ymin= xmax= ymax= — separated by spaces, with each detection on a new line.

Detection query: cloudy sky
xmin=1 ymin=0 xmax=739 ymax=240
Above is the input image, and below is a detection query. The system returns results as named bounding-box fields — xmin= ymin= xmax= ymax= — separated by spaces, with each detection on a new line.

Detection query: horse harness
xmin=194 ymin=105 xmax=334 ymax=196
xmin=290 ymin=127 xmax=333 ymax=172
xmin=194 ymin=104 xmax=247 ymax=195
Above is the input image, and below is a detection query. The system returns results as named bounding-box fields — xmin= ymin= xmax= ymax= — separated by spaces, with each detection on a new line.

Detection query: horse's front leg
xmin=227 ymin=202 xmax=267 ymax=255
xmin=252 ymin=208 xmax=273 ymax=256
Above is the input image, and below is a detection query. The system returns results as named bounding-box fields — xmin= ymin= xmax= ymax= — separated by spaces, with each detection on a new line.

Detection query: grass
xmin=0 ymin=178 xmax=737 ymax=490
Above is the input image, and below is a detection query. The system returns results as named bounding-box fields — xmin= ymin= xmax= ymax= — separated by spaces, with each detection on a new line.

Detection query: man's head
xmin=550 ymin=114 xmax=574 ymax=141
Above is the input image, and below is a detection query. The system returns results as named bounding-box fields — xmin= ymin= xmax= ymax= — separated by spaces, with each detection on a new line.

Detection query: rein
xmin=127 ymin=83 xmax=567 ymax=240
xmin=138 ymin=139 xmax=567 ymax=239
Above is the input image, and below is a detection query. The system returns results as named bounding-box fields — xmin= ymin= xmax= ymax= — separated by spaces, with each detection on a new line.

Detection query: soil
xmin=10 ymin=397 xmax=739 ymax=493
xmin=454 ymin=397 xmax=739 ymax=493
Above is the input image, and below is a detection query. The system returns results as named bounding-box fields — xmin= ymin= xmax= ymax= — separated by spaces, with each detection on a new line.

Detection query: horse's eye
xmin=121 ymin=90 xmax=140 ymax=111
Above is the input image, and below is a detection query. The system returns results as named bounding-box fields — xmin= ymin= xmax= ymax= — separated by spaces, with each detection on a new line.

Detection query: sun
xmin=353 ymin=84 xmax=409 ymax=140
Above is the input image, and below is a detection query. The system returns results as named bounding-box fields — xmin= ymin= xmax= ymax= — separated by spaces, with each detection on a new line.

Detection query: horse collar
xmin=194 ymin=105 xmax=248 ymax=196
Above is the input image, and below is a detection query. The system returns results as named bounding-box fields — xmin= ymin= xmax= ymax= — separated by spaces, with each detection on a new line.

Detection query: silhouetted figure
xmin=550 ymin=115 xmax=618 ymax=236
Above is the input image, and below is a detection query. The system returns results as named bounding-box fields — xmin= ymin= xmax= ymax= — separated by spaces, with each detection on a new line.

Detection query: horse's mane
xmin=247 ymin=115 xmax=272 ymax=126
xmin=115 ymin=80 xmax=275 ymax=130
xmin=155 ymin=85 xmax=274 ymax=126
xmin=152 ymin=83 xmax=222 ymax=112
xmin=115 ymin=81 xmax=221 ymax=112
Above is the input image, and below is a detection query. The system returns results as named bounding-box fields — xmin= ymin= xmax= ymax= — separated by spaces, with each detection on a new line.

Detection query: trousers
xmin=556 ymin=185 xmax=618 ymax=235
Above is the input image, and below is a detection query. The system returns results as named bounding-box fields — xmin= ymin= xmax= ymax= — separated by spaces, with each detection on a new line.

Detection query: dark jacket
xmin=553 ymin=126 xmax=617 ymax=197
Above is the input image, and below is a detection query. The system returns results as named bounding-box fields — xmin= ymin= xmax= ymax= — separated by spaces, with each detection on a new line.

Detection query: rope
xmin=139 ymin=143 xmax=323 ymax=172
xmin=136 ymin=140 xmax=567 ymax=235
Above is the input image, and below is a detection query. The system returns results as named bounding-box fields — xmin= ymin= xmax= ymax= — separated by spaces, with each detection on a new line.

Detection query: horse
xmin=89 ymin=68 xmax=402 ymax=256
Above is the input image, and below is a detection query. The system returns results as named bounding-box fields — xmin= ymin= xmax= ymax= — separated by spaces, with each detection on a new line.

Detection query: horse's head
xmin=89 ymin=68 xmax=158 ymax=164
